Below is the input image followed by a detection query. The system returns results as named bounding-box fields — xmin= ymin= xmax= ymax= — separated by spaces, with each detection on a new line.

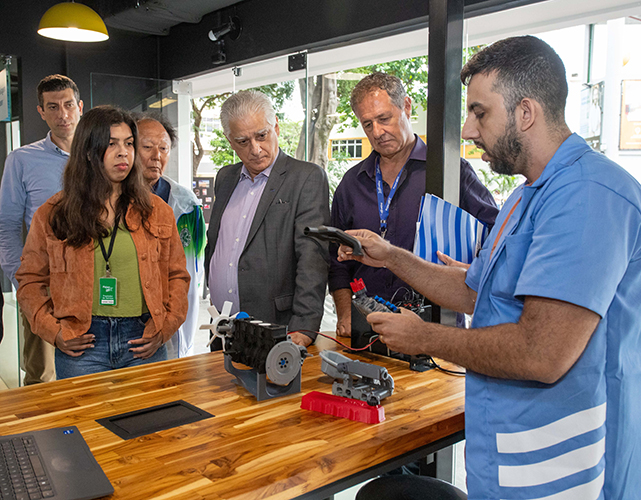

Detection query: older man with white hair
xmin=205 ymin=90 xmax=330 ymax=348
xmin=136 ymin=112 xmax=205 ymax=358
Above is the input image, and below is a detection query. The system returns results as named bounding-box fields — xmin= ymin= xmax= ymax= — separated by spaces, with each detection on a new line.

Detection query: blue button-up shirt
xmin=0 ymin=132 xmax=68 ymax=288
xmin=209 ymin=164 xmax=273 ymax=315
xmin=464 ymin=134 xmax=641 ymax=499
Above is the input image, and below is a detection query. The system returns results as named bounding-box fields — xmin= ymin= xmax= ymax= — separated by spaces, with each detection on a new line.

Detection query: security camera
xmin=208 ymin=16 xmax=242 ymax=42
xmin=208 ymin=25 xmax=231 ymax=42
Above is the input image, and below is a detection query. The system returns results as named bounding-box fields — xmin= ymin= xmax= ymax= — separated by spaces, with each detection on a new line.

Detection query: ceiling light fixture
xmin=148 ymin=97 xmax=177 ymax=109
xmin=38 ymin=2 xmax=109 ymax=43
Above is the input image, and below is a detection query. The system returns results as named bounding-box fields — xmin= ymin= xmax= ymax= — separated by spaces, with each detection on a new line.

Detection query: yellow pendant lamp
xmin=38 ymin=2 xmax=109 ymax=42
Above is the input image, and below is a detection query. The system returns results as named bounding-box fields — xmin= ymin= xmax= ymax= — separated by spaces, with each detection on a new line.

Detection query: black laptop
xmin=0 ymin=426 xmax=113 ymax=500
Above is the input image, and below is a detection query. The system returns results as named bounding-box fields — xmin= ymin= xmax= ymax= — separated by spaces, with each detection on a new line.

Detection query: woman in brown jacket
xmin=16 ymin=106 xmax=190 ymax=379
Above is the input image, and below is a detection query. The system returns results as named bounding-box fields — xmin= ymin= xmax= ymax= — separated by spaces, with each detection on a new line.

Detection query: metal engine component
xmin=201 ymin=301 xmax=238 ymax=348
xmin=265 ymin=341 xmax=307 ymax=386
xmin=320 ymin=350 xmax=394 ymax=406
xmin=202 ymin=304 xmax=309 ymax=401
xmin=224 ymin=319 xmax=289 ymax=373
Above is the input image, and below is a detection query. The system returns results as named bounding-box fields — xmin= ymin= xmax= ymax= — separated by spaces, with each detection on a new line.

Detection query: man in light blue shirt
xmin=0 ymin=74 xmax=83 ymax=384
xmin=341 ymin=37 xmax=641 ymax=500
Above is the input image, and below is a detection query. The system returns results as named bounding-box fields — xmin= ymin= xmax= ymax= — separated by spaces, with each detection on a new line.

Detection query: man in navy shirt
xmin=329 ymin=72 xmax=498 ymax=337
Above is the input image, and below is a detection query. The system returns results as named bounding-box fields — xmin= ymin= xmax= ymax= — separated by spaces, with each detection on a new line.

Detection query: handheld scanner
xmin=304 ymin=226 xmax=364 ymax=256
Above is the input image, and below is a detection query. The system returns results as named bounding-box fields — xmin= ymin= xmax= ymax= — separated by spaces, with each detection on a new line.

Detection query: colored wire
xmin=291 ymin=331 xmax=465 ymax=375
xmin=290 ymin=330 xmax=381 ymax=351
xmin=427 ymin=356 xmax=466 ymax=376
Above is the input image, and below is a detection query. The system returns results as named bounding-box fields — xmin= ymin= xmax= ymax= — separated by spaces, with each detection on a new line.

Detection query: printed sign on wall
xmin=620 ymin=80 xmax=641 ymax=150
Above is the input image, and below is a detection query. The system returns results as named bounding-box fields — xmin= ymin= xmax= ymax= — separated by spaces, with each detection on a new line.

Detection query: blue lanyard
xmin=375 ymin=157 xmax=404 ymax=239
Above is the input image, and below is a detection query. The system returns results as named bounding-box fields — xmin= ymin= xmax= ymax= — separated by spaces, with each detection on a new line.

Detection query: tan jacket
xmin=16 ymin=193 xmax=190 ymax=346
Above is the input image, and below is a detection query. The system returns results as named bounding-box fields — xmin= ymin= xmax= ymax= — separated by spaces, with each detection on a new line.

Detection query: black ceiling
xmin=71 ymin=0 xmax=546 ymax=37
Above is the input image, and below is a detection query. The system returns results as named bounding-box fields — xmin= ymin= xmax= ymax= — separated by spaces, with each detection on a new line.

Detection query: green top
xmin=92 ymin=226 xmax=148 ymax=317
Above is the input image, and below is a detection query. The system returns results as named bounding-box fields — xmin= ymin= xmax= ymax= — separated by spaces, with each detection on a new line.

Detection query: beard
xmin=478 ymin=116 xmax=525 ymax=176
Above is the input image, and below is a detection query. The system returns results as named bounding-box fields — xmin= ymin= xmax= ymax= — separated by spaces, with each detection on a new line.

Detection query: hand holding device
xmin=304 ymin=225 xmax=363 ymax=256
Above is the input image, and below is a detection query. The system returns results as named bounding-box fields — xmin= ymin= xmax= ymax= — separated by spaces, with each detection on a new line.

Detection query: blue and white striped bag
xmin=413 ymin=194 xmax=489 ymax=265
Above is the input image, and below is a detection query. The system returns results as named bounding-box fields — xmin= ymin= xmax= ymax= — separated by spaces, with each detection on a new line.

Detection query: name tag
xmin=99 ymin=276 xmax=117 ymax=306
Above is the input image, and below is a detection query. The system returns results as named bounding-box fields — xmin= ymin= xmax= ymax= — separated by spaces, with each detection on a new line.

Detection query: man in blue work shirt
xmin=341 ymin=36 xmax=641 ymax=500
xmin=330 ymin=72 xmax=498 ymax=338
xmin=0 ymin=75 xmax=83 ymax=384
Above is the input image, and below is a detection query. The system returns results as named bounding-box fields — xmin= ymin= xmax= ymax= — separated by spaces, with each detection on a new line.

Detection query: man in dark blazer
xmin=205 ymin=90 xmax=330 ymax=348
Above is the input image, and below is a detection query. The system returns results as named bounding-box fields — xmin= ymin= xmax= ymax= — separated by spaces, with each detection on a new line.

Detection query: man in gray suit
xmin=205 ymin=90 xmax=330 ymax=348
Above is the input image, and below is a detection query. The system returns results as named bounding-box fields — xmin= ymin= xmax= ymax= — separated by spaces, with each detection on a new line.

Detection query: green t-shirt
xmin=92 ymin=226 xmax=148 ymax=317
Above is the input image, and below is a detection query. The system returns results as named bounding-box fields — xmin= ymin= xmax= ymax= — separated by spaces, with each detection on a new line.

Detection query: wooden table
xmin=0 ymin=336 xmax=465 ymax=500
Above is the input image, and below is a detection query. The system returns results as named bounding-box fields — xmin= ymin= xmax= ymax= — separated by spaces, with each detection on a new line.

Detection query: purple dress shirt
xmin=329 ymin=135 xmax=498 ymax=301
xmin=209 ymin=164 xmax=273 ymax=315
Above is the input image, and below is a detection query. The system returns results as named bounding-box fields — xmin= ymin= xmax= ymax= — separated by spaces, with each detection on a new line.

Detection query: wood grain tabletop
xmin=0 ymin=335 xmax=465 ymax=500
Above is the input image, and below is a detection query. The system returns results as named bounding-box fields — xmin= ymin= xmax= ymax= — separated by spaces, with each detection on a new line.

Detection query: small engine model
xmin=201 ymin=302 xmax=309 ymax=401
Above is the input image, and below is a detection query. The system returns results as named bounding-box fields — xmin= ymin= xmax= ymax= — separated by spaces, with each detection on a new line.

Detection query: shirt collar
xmin=44 ymin=131 xmax=70 ymax=157
xmin=359 ymin=134 xmax=425 ymax=180
xmin=530 ymin=133 xmax=591 ymax=189
xmin=240 ymin=157 xmax=277 ymax=182
xmin=151 ymin=176 xmax=171 ymax=203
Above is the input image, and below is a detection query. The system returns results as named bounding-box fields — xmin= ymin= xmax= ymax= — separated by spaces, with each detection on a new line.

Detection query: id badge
xmin=99 ymin=276 xmax=117 ymax=306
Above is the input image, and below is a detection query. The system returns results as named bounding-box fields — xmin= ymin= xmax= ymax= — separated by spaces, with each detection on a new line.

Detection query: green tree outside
xmin=192 ymin=82 xmax=295 ymax=174
xmin=194 ymin=45 xmax=522 ymax=204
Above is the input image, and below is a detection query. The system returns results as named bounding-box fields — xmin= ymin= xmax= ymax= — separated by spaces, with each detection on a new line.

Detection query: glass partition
xmin=0 ymin=54 xmax=22 ymax=389
xmin=191 ymin=54 xmax=307 ymax=188
xmin=187 ymin=55 xmax=306 ymax=354
xmin=90 ymin=73 xmax=190 ymax=184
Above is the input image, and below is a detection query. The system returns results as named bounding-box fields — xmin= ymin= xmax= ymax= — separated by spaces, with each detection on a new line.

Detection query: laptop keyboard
xmin=0 ymin=437 xmax=54 ymax=500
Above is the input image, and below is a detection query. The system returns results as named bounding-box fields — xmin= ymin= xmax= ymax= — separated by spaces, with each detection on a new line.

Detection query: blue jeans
xmin=55 ymin=314 xmax=167 ymax=379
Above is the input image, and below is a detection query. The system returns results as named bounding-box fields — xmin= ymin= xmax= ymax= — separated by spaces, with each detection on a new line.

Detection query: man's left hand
xmin=289 ymin=332 xmax=313 ymax=347
xmin=367 ymin=308 xmax=426 ymax=355
xmin=437 ymin=251 xmax=470 ymax=270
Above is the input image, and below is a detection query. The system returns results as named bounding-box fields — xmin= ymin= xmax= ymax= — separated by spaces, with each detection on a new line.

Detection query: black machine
xmin=304 ymin=225 xmax=434 ymax=372
xmin=348 ymin=279 xmax=434 ymax=372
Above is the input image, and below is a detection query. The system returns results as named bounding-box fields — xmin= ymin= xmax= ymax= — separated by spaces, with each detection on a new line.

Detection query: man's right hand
xmin=336 ymin=317 xmax=351 ymax=338
xmin=55 ymin=331 xmax=95 ymax=357
xmin=337 ymin=229 xmax=393 ymax=268
xmin=332 ymin=288 xmax=353 ymax=338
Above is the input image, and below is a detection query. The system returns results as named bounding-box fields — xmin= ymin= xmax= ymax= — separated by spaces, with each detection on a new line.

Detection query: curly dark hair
xmin=50 ymin=105 xmax=152 ymax=247
xmin=461 ymin=36 xmax=568 ymax=125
